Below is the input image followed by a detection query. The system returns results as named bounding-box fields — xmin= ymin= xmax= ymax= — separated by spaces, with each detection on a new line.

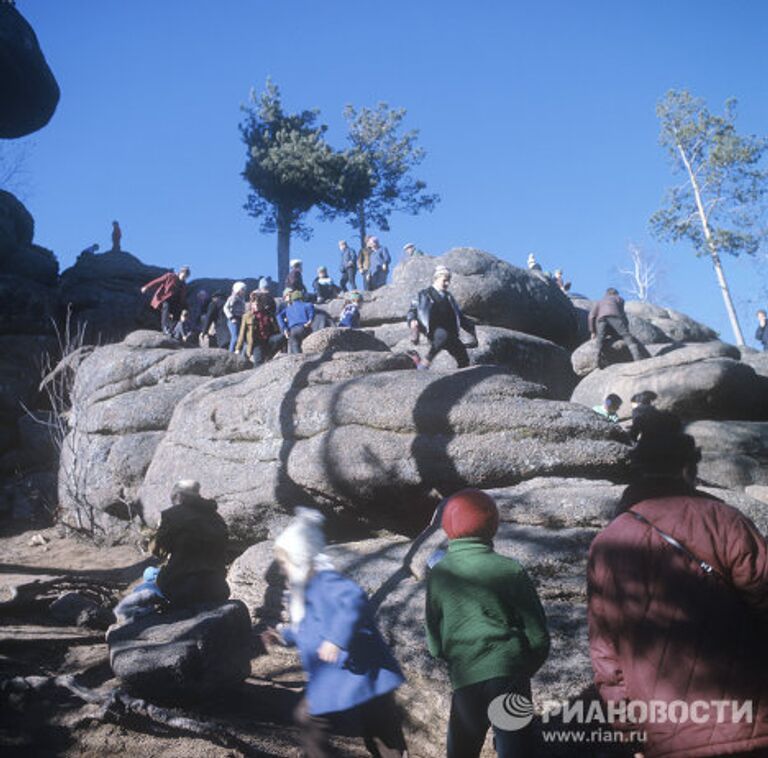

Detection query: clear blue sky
xmin=12 ymin=0 xmax=768 ymax=345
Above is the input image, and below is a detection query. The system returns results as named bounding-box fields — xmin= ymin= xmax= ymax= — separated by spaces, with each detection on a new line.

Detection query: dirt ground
xmin=0 ymin=521 xmax=369 ymax=757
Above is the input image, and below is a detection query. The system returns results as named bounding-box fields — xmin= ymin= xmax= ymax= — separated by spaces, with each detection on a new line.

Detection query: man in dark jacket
xmin=151 ymin=480 xmax=230 ymax=608
xmin=756 ymin=309 xmax=768 ymax=351
xmin=588 ymin=412 xmax=768 ymax=758
xmin=588 ymin=287 xmax=646 ymax=369
xmin=338 ymin=240 xmax=358 ymax=292
xmin=141 ymin=265 xmax=190 ymax=335
xmin=406 ymin=265 xmax=477 ymax=368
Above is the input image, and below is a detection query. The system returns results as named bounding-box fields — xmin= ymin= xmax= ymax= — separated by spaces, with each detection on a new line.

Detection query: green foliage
xmin=240 ymin=79 xmax=339 ymax=242
xmin=650 ymin=89 xmax=767 ymax=258
xmin=324 ymin=103 xmax=439 ymax=243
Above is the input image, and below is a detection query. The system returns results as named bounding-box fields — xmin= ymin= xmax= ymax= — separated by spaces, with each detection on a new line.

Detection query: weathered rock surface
xmin=326 ymin=249 xmax=580 ymax=348
xmin=301 ymin=326 xmax=390 ymax=355
xmin=571 ymin=342 xmax=768 ymax=421
xmin=140 ymin=353 xmax=630 ymax=541
xmin=379 ymin=324 xmax=578 ymax=399
xmin=108 ymin=600 xmax=252 ymax=701
xmin=0 ymin=4 xmax=60 ymax=138
xmin=741 ymin=349 xmax=768 ymax=379
xmin=58 ymin=332 xmax=249 ymax=537
xmin=686 ymin=420 xmax=768 ymax=490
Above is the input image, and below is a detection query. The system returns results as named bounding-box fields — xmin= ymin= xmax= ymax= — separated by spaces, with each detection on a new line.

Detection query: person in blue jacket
xmin=277 ymin=290 xmax=315 ymax=354
xmin=262 ymin=507 xmax=408 ymax=758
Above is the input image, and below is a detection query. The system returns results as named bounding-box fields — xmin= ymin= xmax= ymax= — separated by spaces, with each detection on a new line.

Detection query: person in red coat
xmin=141 ymin=266 xmax=190 ymax=335
xmin=588 ymin=412 xmax=768 ymax=758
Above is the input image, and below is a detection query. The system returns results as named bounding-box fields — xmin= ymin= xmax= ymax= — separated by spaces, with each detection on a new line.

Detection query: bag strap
xmin=628 ymin=509 xmax=720 ymax=579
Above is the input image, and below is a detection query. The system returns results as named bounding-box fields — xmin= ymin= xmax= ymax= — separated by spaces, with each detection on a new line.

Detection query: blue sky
xmin=11 ymin=0 xmax=768 ymax=345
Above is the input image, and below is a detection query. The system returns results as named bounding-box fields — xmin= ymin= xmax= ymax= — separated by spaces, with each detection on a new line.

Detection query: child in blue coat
xmin=262 ymin=507 xmax=408 ymax=758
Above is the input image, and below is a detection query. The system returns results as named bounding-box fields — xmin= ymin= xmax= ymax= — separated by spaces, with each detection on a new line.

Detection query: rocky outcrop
xmin=376 ymin=324 xmax=578 ymax=399
xmin=58 ymin=331 xmax=249 ymax=539
xmin=686 ymin=420 xmax=768 ymax=490
xmin=0 ymin=4 xmax=60 ymax=138
xmin=327 ymin=249 xmax=580 ymax=348
xmin=139 ymin=353 xmax=630 ymax=542
xmin=571 ymin=342 xmax=768 ymax=421
xmin=741 ymin=349 xmax=768 ymax=380
xmin=108 ymin=600 xmax=252 ymax=701
xmin=301 ymin=326 xmax=390 ymax=355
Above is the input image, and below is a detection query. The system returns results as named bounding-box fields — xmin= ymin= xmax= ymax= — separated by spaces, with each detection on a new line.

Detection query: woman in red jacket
xmin=588 ymin=412 xmax=768 ymax=758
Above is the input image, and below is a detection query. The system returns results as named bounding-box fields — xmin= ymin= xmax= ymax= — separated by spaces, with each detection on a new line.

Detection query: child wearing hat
xmin=426 ymin=489 xmax=550 ymax=758
xmin=262 ymin=508 xmax=408 ymax=758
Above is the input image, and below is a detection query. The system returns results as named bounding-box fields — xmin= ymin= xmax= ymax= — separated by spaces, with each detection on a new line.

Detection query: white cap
xmin=233 ymin=281 xmax=247 ymax=293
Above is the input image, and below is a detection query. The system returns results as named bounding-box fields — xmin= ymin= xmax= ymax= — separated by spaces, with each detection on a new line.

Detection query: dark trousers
xmin=288 ymin=324 xmax=310 ymax=354
xmin=252 ymin=334 xmax=286 ymax=366
xmin=340 ymin=266 xmax=357 ymax=292
xmin=159 ymin=571 xmax=230 ymax=609
xmin=428 ymin=327 xmax=470 ymax=367
xmin=448 ymin=677 xmax=535 ymax=758
xmin=595 ymin=316 xmax=645 ymax=365
xmin=294 ymin=692 xmax=407 ymax=758
xmin=160 ymin=301 xmax=173 ymax=334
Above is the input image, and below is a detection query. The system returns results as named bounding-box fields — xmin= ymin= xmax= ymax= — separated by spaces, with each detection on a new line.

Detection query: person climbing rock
xmin=140 ymin=265 xmax=190 ymax=335
xmin=589 ymin=287 xmax=646 ymax=369
xmin=278 ymin=290 xmax=314 ymax=354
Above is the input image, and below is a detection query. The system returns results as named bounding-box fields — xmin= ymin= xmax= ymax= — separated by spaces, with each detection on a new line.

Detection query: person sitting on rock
xmin=426 ymin=489 xmax=550 ymax=758
xmin=235 ymin=290 xmax=285 ymax=366
xmin=312 ymin=266 xmax=340 ymax=304
xmin=172 ymin=309 xmax=195 ymax=346
xmin=629 ymin=389 xmax=659 ymax=442
xmin=588 ymin=412 xmax=768 ymax=758
xmin=261 ymin=507 xmax=408 ymax=758
xmin=223 ymin=281 xmax=247 ymax=352
xmin=151 ymin=480 xmax=230 ymax=609
xmin=407 ymin=265 xmax=477 ymax=369
xmin=80 ymin=243 xmax=99 ymax=256
xmin=112 ymin=566 xmax=167 ymax=625
xmin=552 ymin=268 xmax=571 ymax=293
xmin=339 ymin=240 xmax=358 ymax=292
xmin=589 ymin=287 xmax=646 ymax=369
xmin=338 ymin=291 xmax=363 ymax=329
xmin=756 ymin=309 xmax=768 ymax=351
xmin=593 ymin=393 xmax=622 ymax=422
xmin=402 ymin=242 xmax=425 ymax=258
xmin=285 ymin=259 xmax=307 ymax=296
xmin=278 ymin=290 xmax=315 ymax=354
xmin=141 ymin=265 xmax=191 ymax=336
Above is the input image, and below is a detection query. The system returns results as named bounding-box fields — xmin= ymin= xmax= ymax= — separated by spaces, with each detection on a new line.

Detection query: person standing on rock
xmin=368 ymin=236 xmax=391 ymax=291
xmin=588 ymin=412 xmax=768 ymax=758
xmin=407 ymin=265 xmax=477 ymax=369
xmin=261 ymin=507 xmax=408 ymax=758
xmin=358 ymin=236 xmax=372 ymax=291
xmin=756 ymin=309 xmax=768 ymax=350
xmin=199 ymin=289 xmax=226 ymax=348
xmin=589 ymin=287 xmax=646 ymax=369
xmin=223 ymin=281 xmax=247 ymax=352
xmin=285 ymin=259 xmax=307 ymax=297
xmin=235 ymin=290 xmax=285 ymax=366
xmin=339 ymin=240 xmax=358 ymax=292
xmin=111 ymin=220 xmax=122 ymax=251
xmin=150 ymin=480 xmax=230 ymax=608
xmin=425 ymin=488 xmax=550 ymax=758
xmin=278 ymin=289 xmax=315 ymax=353
xmin=140 ymin=265 xmax=191 ymax=335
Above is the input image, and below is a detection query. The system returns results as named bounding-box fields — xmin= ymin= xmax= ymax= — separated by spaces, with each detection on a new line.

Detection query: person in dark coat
xmin=339 ymin=240 xmax=358 ymax=292
xmin=199 ymin=290 xmax=226 ymax=348
xmin=262 ymin=508 xmax=408 ymax=758
xmin=406 ymin=265 xmax=477 ymax=368
xmin=111 ymin=220 xmax=122 ymax=252
xmin=151 ymin=480 xmax=230 ymax=608
xmin=589 ymin=288 xmax=646 ymax=369
xmin=141 ymin=265 xmax=191 ymax=335
xmin=588 ymin=412 xmax=768 ymax=758
xmin=312 ymin=266 xmax=340 ymax=304
xmin=756 ymin=309 xmax=768 ymax=351
xmin=285 ymin=259 xmax=307 ymax=296
xmin=628 ymin=389 xmax=659 ymax=442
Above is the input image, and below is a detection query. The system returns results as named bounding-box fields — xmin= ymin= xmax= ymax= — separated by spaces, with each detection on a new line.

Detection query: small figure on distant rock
xmin=756 ymin=309 xmax=768 ymax=351
xmin=407 ymin=265 xmax=477 ymax=369
xmin=261 ymin=507 xmax=408 ymax=758
xmin=172 ymin=309 xmax=195 ymax=346
xmin=111 ymin=220 xmax=122 ymax=252
xmin=593 ymin=393 xmax=622 ymax=423
xmin=80 ymin=243 xmax=99 ymax=256
xmin=403 ymin=242 xmax=425 ymax=258
xmin=338 ymin=290 xmax=363 ymax=328
xmin=339 ymin=240 xmax=358 ymax=292
xmin=150 ymin=480 xmax=230 ymax=609
xmin=285 ymin=259 xmax=307 ymax=296
xmin=313 ymin=266 xmax=340 ymax=304
xmin=553 ymin=268 xmax=571 ymax=293
xmin=589 ymin=287 xmax=646 ymax=369
xmin=527 ymin=253 xmax=542 ymax=272
xmin=236 ymin=290 xmax=285 ymax=367
xmin=629 ymin=390 xmax=659 ymax=442
xmin=223 ymin=281 xmax=247 ymax=352
xmin=368 ymin=236 xmax=391 ymax=290
xmin=141 ymin=265 xmax=190 ymax=335
xmin=278 ymin=289 xmax=315 ymax=354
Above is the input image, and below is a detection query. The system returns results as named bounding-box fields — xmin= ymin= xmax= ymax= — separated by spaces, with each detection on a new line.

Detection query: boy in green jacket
xmin=426 ymin=489 xmax=550 ymax=758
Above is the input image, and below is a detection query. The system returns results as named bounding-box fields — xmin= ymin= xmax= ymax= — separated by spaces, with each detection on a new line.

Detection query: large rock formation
xmin=139 ymin=352 xmax=630 ymax=542
xmin=0 ymin=4 xmax=60 ymax=138
xmin=571 ymin=342 xmax=768 ymax=421
xmin=58 ymin=331 xmax=249 ymax=539
xmin=326 ymin=248 xmax=580 ymax=349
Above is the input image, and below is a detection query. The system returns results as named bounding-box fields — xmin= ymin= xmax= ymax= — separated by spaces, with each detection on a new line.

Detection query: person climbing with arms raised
xmin=141 ymin=265 xmax=190 ymax=335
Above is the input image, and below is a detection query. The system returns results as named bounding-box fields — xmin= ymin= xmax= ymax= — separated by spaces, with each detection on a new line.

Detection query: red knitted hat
xmin=441 ymin=489 xmax=499 ymax=540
